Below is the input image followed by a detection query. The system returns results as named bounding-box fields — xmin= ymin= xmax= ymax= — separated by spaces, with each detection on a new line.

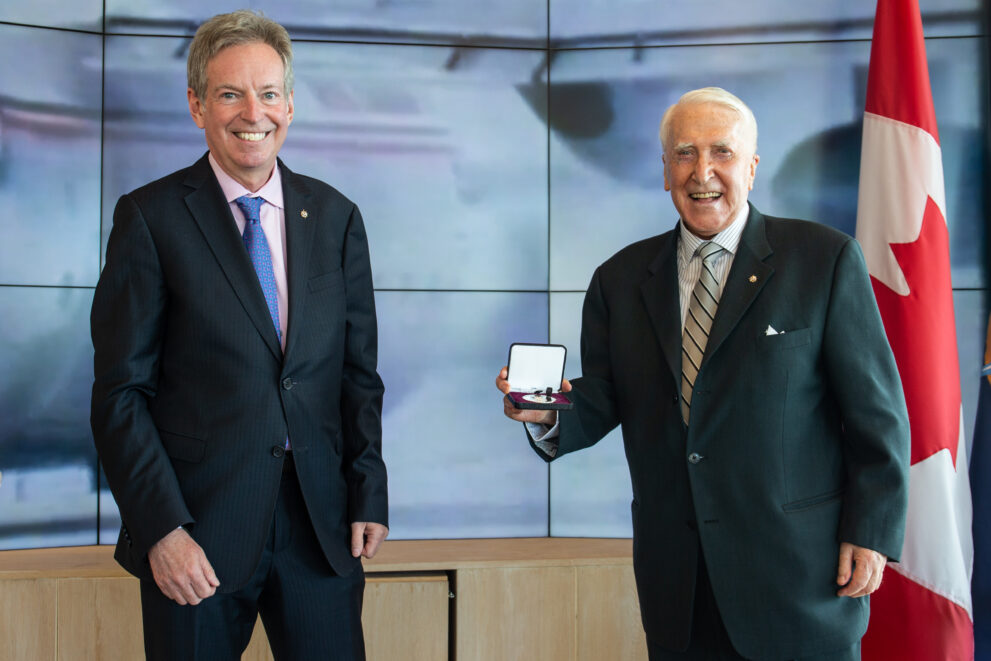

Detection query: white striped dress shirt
xmin=676 ymin=205 xmax=750 ymax=329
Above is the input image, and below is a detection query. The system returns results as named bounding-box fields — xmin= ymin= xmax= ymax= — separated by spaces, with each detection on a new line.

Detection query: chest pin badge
xmin=300 ymin=209 xmax=309 ymax=219
xmin=748 ymin=274 xmax=757 ymax=283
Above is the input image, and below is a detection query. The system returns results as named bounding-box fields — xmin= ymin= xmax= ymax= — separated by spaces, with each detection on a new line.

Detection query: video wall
xmin=0 ymin=0 xmax=985 ymax=548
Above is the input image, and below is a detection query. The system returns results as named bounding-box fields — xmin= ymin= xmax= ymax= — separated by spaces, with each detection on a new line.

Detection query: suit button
xmin=282 ymin=377 xmax=294 ymax=390
xmin=272 ymin=446 xmax=285 ymax=458
xmin=688 ymin=452 xmax=704 ymax=464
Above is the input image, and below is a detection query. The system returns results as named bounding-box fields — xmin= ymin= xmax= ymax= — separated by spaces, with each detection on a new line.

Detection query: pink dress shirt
xmin=208 ymin=153 xmax=289 ymax=351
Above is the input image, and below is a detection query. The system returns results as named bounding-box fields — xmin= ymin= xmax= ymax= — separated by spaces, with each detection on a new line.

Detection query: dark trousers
xmin=648 ymin=553 xmax=860 ymax=661
xmin=140 ymin=455 xmax=365 ymax=661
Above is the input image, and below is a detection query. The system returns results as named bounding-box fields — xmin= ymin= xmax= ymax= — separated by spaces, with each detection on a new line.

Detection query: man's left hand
xmin=351 ymin=522 xmax=388 ymax=559
xmin=836 ymin=542 xmax=886 ymax=597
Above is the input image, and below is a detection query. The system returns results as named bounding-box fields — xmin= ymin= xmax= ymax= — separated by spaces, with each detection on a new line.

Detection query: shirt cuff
xmin=526 ymin=416 xmax=559 ymax=458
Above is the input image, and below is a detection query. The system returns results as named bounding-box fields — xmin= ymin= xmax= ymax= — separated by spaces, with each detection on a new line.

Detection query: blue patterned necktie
xmin=235 ymin=195 xmax=282 ymax=345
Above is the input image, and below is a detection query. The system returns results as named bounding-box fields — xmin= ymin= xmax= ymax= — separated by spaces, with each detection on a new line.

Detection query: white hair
xmin=659 ymin=87 xmax=758 ymax=152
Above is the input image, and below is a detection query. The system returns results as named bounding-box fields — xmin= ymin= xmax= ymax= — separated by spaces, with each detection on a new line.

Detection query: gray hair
xmin=659 ymin=87 xmax=758 ymax=152
xmin=187 ymin=10 xmax=294 ymax=100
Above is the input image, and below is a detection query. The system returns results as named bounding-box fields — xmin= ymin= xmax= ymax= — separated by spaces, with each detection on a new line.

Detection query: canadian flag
xmin=856 ymin=0 xmax=974 ymax=658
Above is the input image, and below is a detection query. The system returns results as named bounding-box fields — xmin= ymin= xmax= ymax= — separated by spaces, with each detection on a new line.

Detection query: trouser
xmin=140 ymin=454 xmax=365 ymax=661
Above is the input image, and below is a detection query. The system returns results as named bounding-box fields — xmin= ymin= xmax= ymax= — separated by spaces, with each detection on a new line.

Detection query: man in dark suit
xmin=497 ymin=87 xmax=910 ymax=660
xmin=91 ymin=10 xmax=387 ymax=660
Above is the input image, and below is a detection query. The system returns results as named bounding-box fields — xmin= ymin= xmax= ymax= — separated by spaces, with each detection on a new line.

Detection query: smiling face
xmin=188 ymin=41 xmax=293 ymax=191
xmin=662 ymin=102 xmax=759 ymax=239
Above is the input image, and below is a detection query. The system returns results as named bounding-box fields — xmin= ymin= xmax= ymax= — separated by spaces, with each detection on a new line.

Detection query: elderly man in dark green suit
xmin=498 ymin=87 xmax=909 ymax=660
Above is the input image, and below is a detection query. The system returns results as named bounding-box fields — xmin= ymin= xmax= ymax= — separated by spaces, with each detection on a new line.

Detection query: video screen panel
xmin=1 ymin=0 xmax=985 ymax=550
xmin=550 ymin=0 xmax=982 ymax=47
xmin=548 ymin=37 xmax=986 ymax=291
xmin=548 ymin=292 xmax=631 ymax=537
xmin=0 ymin=0 xmax=102 ymax=32
xmin=104 ymin=0 xmax=546 ymax=48
xmin=0 ymin=287 xmax=97 ymax=550
xmin=103 ymin=37 xmax=549 ymax=290
xmin=376 ymin=291 xmax=550 ymax=539
xmin=0 ymin=24 xmax=102 ymax=288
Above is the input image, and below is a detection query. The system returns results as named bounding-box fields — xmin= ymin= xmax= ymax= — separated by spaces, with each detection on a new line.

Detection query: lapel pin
xmin=300 ymin=209 xmax=309 ymax=219
xmin=748 ymin=275 xmax=757 ymax=283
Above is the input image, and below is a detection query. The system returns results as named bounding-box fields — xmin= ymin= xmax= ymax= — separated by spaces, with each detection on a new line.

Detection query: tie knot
xmin=698 ymin=241 xmax=724 ymax=264
xmin=235 ymin=195 xmax=264 ymax=223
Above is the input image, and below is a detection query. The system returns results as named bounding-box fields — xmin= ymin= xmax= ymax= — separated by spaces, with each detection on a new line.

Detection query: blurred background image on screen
xmin=0 ymin=288 xmax=97 ymax=550
xmin=103 ymin=37 xmax=549 ymax=289
xmin=378 ymin=291 xmax=550 ymax=538
xmin=0 ymin=25 xmax=102 ymax=287
xmin=0 ymin=0 xmax=984 ymax=548
xmin=103 ymin=0 xmax=547 ymax=46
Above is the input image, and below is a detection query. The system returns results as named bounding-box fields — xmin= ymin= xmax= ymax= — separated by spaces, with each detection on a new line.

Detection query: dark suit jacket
xmin=91 ymin=153 xmax=387 ymax=590
xmin=534 ymin=205 xmax=909 ymax=660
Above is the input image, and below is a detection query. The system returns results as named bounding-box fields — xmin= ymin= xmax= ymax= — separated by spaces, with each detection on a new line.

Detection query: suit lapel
xmin=280 ymin=161 xmax=316 ymax=362
xmin=183 ymin=154 xmax=282 ymax=361
xmin=702 ymin=206 xmax=774 ymax=367
xmin=641 ymin=229 xmax=683 ymax=383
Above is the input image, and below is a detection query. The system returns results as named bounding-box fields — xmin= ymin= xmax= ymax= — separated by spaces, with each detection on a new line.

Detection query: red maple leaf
xmin=870 ymin=196 xmax=961 ymax=467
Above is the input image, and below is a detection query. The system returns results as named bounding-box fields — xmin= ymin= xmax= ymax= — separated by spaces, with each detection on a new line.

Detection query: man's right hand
xmin=496 ymin=366 xmax=571 ymax=426
xmin=148 ymin=527 xmax=220 ymax=605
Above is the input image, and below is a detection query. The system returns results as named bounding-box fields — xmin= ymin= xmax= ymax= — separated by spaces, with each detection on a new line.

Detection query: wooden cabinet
xmin=0 ymin=539 xmax=645 ymax=661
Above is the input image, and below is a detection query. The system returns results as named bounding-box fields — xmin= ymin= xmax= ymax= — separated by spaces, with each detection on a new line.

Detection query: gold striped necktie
xmin=681 ymin=241 xmax=725 ymax=425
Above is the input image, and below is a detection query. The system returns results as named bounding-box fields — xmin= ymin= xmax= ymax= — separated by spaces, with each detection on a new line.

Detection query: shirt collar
xmin=678 ymin=202 xmax=750 ymax=262
xmin=208 ymin=152 xmax=285 ymax=210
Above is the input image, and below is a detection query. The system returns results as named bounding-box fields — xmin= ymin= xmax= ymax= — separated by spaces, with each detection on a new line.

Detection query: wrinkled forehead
xmin=667 ymin=102 xmax=756 ymax=151
xmin=206 ymin=41 xmax=285 ymax=77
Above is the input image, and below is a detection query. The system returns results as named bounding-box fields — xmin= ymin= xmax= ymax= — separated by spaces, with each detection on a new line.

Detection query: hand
xmin=836 ymin=542 xmax=886 ymax=597
xmin=496 ymin=366 xmax=572 ymax=426
xmin=351 ymin=522 xmax=388 ymax=559
xmin=148 ymin=527 xmax=220 ymax=605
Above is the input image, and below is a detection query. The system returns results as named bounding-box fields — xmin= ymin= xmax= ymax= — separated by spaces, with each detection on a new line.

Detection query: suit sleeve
xmin=547 ymin=266 xmax=622 ymax=460
xmin=339 ymin=204 xmax=388 ymax=526
xmin=90 ymin=194 xmax=193 ymax=556
xmin=823 ymin=239 xmax=910 ymax=561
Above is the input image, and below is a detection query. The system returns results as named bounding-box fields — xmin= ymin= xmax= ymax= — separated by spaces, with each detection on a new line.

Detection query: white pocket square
xmin=764 ymin=325 xmax=785 ymax=336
